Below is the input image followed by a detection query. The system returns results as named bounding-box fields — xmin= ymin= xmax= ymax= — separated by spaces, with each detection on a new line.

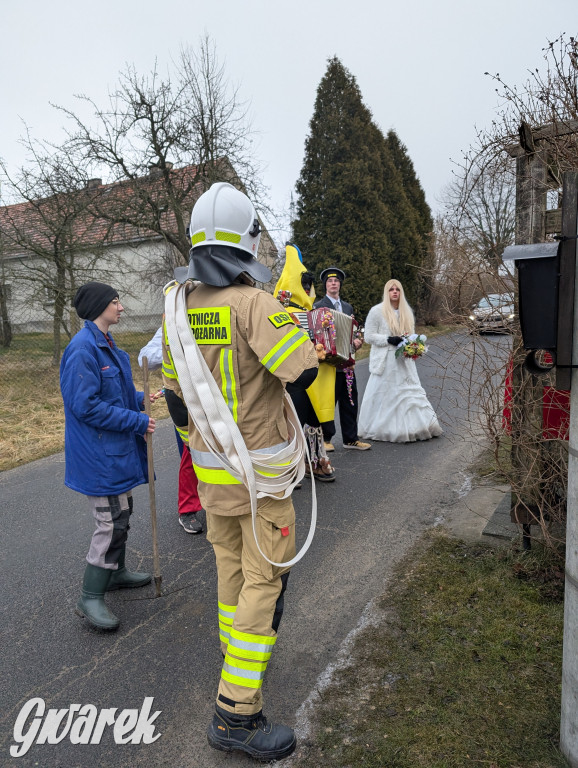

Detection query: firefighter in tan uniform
xmin=162 ymin=183 xmax=318 ymax=761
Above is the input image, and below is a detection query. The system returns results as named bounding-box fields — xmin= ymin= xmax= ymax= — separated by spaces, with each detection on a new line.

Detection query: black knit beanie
xmin=73 ymin=282 xmax=119 ymax=321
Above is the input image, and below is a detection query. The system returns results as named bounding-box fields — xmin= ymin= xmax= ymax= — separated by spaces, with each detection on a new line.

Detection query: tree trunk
xmin=51 ymin=260 xmax=67 ymax=366
xmin=0 ymin=282 xmax=12 ymax=348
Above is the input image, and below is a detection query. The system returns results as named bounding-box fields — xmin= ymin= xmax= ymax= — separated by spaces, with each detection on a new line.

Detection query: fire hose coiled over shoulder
xmin=164 ymin=280 xmax=317 ymax=567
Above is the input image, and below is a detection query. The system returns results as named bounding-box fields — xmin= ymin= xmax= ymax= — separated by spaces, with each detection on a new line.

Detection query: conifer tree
xmin=385 ymin=130 xmax=432 ymax=239
xmin=384 ymin=130 xmax=434 ymax=309
xmin=293 ymin=57 xmax=391 ymax=319
xmin=293 ymin=58 xmax=433 ymax=319
xmin=372 ymin=130 xmax=423 ymax=303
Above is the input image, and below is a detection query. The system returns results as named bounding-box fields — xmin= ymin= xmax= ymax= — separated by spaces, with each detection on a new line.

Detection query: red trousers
xmin=179 ymin=444 xmax=202 ymax=515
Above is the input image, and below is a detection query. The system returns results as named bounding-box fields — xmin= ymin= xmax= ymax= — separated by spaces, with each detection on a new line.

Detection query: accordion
xmin=295 ymin=308 xmax=357 ymax=367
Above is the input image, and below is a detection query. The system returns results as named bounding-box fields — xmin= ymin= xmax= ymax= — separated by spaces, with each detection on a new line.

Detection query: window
xmin=44 ymin=285 xmax=56 ymax=305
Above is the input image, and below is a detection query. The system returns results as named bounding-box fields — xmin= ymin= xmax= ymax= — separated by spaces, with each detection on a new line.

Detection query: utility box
xmin=502 ymin=242 xmax=560 ymax=350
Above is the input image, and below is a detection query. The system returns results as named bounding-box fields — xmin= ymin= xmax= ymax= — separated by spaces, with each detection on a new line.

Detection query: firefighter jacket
xmin=162 ymin=281 xmax=318 ymax=516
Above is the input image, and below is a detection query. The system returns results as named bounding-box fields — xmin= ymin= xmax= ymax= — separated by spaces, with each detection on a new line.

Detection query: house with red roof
xmin=0 ymin=162 xmax=277 ymax=336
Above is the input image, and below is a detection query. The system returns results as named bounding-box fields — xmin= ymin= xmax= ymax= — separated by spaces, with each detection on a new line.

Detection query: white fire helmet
xmin=190 ymin=182 xmax=261 ymax=257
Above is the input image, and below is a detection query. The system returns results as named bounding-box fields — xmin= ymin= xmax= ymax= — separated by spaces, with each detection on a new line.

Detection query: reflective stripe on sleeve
xmin=162 ymin=321 xmax=178 ymax=379
xmin=162 ymin=362 xmax=178 ymax=379
xmin=175 ymin=425 xmax=189 ymax=443
xmin=261 ymin=326 xmax=310 ymax=373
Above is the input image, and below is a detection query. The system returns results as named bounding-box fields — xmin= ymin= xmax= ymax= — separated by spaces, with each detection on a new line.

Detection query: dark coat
xmin=313 ymin=295 xmax=354 ymax=318
xmin=313 ymin=295 xmax=360 ymax=372
xmin=60 ymin=320 xmax=149 ymax=496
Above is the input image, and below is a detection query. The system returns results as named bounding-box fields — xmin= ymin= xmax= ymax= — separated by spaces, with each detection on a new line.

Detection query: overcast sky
xmin=1 ymin=0 xmax=574 ymax=235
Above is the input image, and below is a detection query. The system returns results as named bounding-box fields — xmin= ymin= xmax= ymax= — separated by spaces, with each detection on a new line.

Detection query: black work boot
xmin=75 ymin=564 xmax=120 ymax=631
xmin=207 ymin=705 xmax=296 ymax=761
xmin=107 ymin=545 xmax=151 ymax=591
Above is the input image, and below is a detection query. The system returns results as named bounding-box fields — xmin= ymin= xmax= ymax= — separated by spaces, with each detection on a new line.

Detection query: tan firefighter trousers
xmin=206 ymin=495 xmax=296 ymax=715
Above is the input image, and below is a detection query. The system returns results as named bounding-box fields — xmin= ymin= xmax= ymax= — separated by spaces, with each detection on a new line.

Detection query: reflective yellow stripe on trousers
xmin=218 ymin=601 xmax=237 ymax=646
xmin=221 ymin=627 xmax=277 ymax=689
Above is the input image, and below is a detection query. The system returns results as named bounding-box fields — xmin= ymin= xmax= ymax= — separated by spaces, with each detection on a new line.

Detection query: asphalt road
xmin=0 ymin=331 xmax=510 ymax=768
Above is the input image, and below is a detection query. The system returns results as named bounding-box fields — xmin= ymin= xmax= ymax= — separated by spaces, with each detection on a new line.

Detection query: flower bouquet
xmin=395 ymin=333 xmax=428 ymax=360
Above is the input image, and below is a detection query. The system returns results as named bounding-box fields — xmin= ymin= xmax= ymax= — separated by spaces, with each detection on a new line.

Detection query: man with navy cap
xmin=314 ymin=267 xmax=371 ymax=452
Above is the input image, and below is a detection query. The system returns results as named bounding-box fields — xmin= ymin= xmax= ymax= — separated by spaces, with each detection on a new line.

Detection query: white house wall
xmin=3 ymin=239 xmax=172 ymax=335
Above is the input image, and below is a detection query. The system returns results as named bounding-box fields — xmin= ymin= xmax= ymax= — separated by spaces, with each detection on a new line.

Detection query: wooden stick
xmin=142 ymin=356 xmax=162 ymax=597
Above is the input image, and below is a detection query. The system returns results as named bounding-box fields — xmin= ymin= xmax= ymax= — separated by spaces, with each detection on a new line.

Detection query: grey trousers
xmin=86 ymin=492 xmax=133 ymax=569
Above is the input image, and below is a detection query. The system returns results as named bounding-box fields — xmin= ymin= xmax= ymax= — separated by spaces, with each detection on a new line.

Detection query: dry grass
xmin=416 ymin=322 xmax=459 ymax=339
xmin=0 ymin=361 xmax=67 ymax=471
xmin=0 ymin=332 xmax=167 ymax=472
xmin=293 ymin=532 xmax=567 ymax=768
xmin=1 ymin=324 xmax=459 ymax=471
xmin=356 ymin=323 xmax=459 ymax=362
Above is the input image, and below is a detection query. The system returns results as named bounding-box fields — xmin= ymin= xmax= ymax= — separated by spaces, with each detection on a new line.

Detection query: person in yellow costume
xmin=274 ymin=243 xmax=336 ymax=482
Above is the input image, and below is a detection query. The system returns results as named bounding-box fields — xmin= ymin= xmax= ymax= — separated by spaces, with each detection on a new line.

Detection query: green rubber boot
xmin=107 ymin=545 xmax=152 ymax=591
xmin=75 ymin=564 xmax=120 ymax=631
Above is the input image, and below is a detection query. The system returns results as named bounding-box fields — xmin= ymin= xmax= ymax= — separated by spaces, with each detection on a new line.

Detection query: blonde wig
xmin=382 ymin=279 xmax=415 ymax=335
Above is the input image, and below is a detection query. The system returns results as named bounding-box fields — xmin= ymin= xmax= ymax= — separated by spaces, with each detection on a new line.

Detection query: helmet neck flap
xmin=174 ymin=244 xmax=272 ymax=287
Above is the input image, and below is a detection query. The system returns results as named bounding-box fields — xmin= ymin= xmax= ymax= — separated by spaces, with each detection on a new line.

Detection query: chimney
xmin=86 ymin=178 xmax=102 ymax=191
xmin=148 ymin=162 xmax=174 ymax=179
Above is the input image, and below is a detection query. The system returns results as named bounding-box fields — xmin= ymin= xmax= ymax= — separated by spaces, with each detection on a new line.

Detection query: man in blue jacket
xmin=60 ymin=282 xmax=156 ymax=631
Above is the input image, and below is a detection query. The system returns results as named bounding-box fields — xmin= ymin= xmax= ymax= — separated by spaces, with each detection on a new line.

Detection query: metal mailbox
xmin=502 ymin=242 xmax=560 ymax=351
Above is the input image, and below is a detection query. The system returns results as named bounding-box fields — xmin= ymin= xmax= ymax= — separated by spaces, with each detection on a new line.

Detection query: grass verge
xmin=356 ymin=323 xmax=458 ymax=362
xmin=292 ymin=532 xmax=566 ymax=768
xmin=1 ymin=324 xmax=460 ymax=472
xmin=472 ymin=437 xmax=512 ymax=484
xmin=0 ymin=331 xmax=168 ymax=472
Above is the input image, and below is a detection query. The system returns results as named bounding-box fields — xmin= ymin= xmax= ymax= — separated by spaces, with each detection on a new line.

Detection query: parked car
xmin=469 ymin=293 xmax=515 ymax=333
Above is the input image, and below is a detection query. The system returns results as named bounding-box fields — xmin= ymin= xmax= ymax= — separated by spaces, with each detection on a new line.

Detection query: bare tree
xmin=55 ymin=36 xmax=270 ymax=284
xmin=0 ymin=134 xmax=109 ymax=364
xmin=443 ymin=157 xmax=516 ymax=273
xmin=0 ymin=282 xmax=12 ymax=348
xmin=484 ymin=35 xmax=578 ymax=163
xmin=438 ymin=35 xmax=578 ymax=554
xmin=0 ymin=227 xmax=13 ymax=347
xmin=421 ymin=151 xmax=517 ymax=337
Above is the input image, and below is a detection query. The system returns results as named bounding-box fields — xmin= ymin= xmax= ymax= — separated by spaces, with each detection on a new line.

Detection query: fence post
xmin=509 ymin=145 xmax=548 ymax=528
xmin=560 ymin=172 xmax=578 ymax=768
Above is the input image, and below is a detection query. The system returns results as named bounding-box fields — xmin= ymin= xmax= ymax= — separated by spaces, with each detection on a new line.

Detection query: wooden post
xmin=514 ymin=151 xmax=548 ymax=244
xmin=509 ymin=147 xmax=549 ymax=527
xmin=560 ymin=176 xmax=578 ymax=767
xmin=556 ymin=172 xmax=578 ymax=391
xmin=142 ymin=357 xmax=162 ymax=597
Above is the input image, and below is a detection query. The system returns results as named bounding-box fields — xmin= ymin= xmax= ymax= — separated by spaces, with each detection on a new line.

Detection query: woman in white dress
xmin=358 ymin=279 xmax=442 ymax=442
